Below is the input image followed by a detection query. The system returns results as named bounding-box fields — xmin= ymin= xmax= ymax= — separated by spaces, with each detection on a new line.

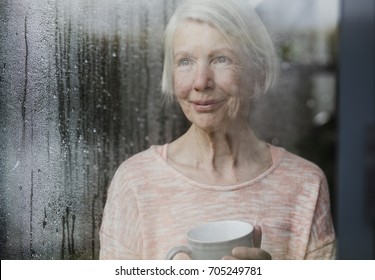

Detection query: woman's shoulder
xmin=107 ymin=145 xmax=165 ymax=196
xmin=271 ymin=145 xmax=327 ymax=180
xmin=114 ymin=145 xmax=162 ymax=175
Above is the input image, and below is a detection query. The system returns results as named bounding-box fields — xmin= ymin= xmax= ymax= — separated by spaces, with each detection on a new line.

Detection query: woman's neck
xmin=168 ymin=121 xmax=271 ymax=185
xmin=189 ymin=122 xmax=262 ymax=169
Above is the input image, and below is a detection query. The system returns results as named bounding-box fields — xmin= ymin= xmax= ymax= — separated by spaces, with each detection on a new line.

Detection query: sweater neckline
xmin=150 ymin=143 xmax=285 ymax=191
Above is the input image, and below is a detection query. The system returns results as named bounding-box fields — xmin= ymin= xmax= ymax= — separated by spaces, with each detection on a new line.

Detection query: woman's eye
xmin=178 ymin=59 xmax=190 ymax=66
xmin=214 ymin=56 xmax=229 ymax=64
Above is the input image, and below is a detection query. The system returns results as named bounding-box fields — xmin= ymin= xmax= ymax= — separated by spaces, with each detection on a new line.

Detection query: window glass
xmin=0 ymin=0 xmax=338 ymax=259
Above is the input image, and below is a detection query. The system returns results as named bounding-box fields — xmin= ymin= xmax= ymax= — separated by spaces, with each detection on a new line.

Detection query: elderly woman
xmin=99 ymin=0 xmax=336 ymax=260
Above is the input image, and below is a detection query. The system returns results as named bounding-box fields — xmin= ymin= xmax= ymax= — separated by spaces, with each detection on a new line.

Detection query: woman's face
xmin=173 ymin=20 xmax=249 ymax=133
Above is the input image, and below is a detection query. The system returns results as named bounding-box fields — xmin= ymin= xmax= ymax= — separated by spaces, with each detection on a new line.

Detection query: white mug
xmin=166 ymin=220 xmax=254 ymax=260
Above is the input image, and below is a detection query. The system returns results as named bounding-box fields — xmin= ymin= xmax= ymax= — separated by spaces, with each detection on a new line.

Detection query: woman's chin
xmin=191 ymin=118 xmax=229 ymax=133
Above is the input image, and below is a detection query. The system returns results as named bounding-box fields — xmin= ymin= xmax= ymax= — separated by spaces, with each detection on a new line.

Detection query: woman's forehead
xmin=173 ymin=19 xmax=243 ymax=57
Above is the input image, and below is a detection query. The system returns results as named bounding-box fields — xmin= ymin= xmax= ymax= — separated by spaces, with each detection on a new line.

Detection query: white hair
xmin=162 ymin=0 xmax=278 ymax=102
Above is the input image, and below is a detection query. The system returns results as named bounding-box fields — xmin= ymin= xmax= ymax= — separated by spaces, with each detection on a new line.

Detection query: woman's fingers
xmin=221 ymin=225 xmax=272 ymax=260
xmin=253 ymin=225 xmax=262 ymax=248
xmin=232 ymin=247 xmax=272 ymax=260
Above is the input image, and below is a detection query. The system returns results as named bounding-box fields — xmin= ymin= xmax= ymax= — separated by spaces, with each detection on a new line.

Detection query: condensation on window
xmin=0 ymin=0 xmax=338 ymax=259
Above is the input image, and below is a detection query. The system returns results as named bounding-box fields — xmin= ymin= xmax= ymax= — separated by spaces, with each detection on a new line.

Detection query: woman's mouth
xmin=191 ymin=100 xmax=223 ymax=112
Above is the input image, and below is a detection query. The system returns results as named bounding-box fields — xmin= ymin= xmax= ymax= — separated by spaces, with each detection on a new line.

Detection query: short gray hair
xmin=162 ymin=0 xmax=278 ymax=102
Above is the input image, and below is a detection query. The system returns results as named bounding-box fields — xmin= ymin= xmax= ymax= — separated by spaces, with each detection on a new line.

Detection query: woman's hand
xmin=222 ymin=225 xmax=272 ymax=260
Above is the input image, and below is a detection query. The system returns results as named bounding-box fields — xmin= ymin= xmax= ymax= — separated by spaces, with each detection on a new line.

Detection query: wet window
xmin=0 ymin=0 xmax=339 ymax=259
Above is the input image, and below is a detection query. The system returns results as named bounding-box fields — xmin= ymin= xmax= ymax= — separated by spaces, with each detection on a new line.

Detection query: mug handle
xmin=166 ymin=245 xmax=192 ymax=260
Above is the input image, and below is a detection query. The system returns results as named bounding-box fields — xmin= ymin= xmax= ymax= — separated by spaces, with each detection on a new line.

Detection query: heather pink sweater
xmin=99 ymin=144 xmax=336 ymax=259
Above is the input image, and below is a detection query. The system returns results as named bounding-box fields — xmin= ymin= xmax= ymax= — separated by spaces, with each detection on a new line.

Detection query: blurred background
xmin=0 ymin=0 xmax=373 ymax=259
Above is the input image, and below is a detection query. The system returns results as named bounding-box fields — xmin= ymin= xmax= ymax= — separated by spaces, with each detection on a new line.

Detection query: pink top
xmin=99 ymin=144 xmax=336 ymax=259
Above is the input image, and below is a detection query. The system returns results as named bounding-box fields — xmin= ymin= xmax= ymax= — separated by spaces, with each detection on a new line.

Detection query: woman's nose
xmin=193 ymin=63 xmax=214 ymax=92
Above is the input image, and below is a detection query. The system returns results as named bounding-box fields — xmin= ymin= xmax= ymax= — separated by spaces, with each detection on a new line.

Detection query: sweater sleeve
xmin=99 ymin=163 xmax=143 ymax=260
xmin=304 ymin=177 xmax=336 ymax=259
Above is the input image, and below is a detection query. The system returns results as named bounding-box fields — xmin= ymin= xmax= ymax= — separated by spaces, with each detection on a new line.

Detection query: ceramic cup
xmin=166 ymin=220 xmax=254 ymax=260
